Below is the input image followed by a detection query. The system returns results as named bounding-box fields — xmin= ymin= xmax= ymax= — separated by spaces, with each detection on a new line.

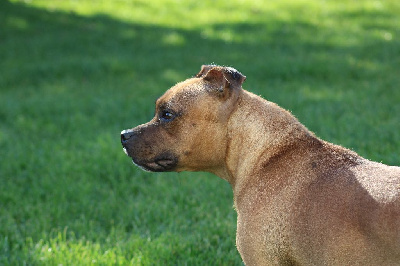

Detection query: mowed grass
xmin=1 ymin=0 xmax=399 ymax=264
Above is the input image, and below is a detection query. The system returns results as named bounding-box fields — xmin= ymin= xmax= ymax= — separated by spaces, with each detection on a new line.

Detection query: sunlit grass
xmin=1 ymin=0 xmax=399 ymax=264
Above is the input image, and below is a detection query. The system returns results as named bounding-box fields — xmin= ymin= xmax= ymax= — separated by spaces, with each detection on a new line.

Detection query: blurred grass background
xmin=1 ymin=0 xmax=399 ymax=264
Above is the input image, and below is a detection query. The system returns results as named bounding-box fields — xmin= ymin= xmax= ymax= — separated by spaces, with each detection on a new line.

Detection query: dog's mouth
xmin=133 ymin=154 xmax=178 ymax=172
xmin=123 ymin=148 xmax=178 ymax=172
xmin=121 ymin=129 xmax=178 ymax=172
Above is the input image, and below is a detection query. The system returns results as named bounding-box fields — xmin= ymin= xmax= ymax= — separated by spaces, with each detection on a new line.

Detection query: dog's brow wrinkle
xmin=159 ymin=102 xmax=168 ymax=110
xmin=160 ymin=100 xmax=176 ymax=112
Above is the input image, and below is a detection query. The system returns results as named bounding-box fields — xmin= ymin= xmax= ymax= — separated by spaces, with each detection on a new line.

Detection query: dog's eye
xmin=160 ymin=110 xmax=175 ymax=122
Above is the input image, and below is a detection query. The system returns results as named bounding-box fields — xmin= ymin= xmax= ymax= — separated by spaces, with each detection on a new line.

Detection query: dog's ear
xmin=201 ymin=66 xmax=246 ymax=99
xmin=197 ymin=65 xmax=246 ymax=86
xmin=223 ymin=66 xmax=246 ymax=87
xmin=201 ymin=66 xmax=246 ymax=87
xmin=195 ymin=64 xmax=217 ymax=78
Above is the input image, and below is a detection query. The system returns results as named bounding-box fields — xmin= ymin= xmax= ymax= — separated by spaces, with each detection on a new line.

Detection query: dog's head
xmin=121 ymin=65 xmax=246 ymax=173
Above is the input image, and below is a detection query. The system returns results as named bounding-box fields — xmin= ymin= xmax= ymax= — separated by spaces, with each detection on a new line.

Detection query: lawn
xmin=1 ymin=0 xmax=399 ymax=264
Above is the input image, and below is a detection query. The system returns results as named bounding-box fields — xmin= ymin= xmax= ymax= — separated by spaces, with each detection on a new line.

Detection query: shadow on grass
xmin=1 ymin=0 xmax=399 ymax=264
xmin=2 ymin=1 xmax=399 ymax=88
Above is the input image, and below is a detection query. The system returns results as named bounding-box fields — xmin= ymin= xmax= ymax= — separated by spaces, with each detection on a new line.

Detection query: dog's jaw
xmin=121 ymin=139 xmax=178 ymax=172
xmin=131 ymin=156 xmax=178 ymax=172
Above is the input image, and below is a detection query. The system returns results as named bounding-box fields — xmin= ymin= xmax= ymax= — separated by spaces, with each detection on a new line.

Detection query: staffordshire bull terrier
xmin=121 ymin=65 xmax=400 ymax=265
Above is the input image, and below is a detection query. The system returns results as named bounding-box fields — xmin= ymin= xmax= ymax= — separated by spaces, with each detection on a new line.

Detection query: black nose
xmin=121 ymin=129 xmax=135 ymax=144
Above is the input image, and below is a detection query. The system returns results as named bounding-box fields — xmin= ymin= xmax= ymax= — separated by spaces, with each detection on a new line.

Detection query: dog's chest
xmin=235 ymin=184 xmax=298 ymax=261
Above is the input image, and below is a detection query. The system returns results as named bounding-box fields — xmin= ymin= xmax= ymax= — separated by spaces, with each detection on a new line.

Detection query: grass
xmin=1 ymin=0 xmax=399 ymax=264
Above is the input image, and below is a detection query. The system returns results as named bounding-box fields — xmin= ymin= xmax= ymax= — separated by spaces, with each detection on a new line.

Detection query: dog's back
xmin=291 ymin=147 xmax=400 ymax=265
xmin=235 ymin=129 xmax=400 ymax=265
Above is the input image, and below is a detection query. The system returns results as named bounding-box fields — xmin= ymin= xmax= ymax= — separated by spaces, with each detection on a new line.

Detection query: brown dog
xmin=121 ymin=65 xmax=400 ymax=265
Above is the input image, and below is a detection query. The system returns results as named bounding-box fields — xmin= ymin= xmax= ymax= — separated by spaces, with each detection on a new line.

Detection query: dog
xmin=121 ymin=65 xmax=400 ymax=265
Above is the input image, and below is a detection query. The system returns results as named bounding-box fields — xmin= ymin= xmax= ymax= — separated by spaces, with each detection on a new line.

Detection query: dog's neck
xmin=219 ymin=90 xmax=314 ymax=194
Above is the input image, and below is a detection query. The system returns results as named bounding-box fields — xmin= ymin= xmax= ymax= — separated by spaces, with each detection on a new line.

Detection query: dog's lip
xmin=128 ymin=153 xmax=178 ymax=172
xmin=133 ymin=158 xmax=177 ymax=172
xmin=155 ymin=159 xmax=175 ymax=168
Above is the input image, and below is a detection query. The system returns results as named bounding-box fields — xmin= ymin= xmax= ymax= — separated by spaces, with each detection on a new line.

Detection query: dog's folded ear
xmin=195 ymin=64 xmax=217 ymax=78
xmin=222 ymin=66 xmax=246 ymax=87
xmin=197 ymin=65 xmax=246 ymax=100
xmin=197 ymin=65 xmax=246 ymax=88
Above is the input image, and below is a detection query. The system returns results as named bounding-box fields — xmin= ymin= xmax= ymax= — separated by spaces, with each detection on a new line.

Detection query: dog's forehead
xmin=156 ymin=78 xmax=205 ymax=108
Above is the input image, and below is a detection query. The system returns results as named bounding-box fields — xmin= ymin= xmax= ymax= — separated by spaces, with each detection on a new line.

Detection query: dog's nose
xmin=121 ymin=129 xmax=135 ymax=143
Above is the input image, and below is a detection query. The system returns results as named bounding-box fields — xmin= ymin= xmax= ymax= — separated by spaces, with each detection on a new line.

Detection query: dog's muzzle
xmin=120 ymin=129 xmax=178 ymax=172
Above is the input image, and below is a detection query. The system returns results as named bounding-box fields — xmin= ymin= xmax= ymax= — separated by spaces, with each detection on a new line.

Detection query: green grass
xmin=1 ymin=0 xmax=399 ymax=264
